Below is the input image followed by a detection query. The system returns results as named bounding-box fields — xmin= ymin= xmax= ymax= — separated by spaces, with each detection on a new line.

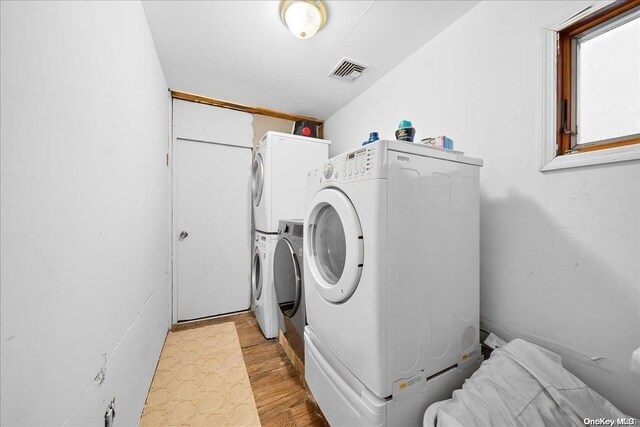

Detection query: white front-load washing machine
xmin=273 ymin=219 xmax=306 ymax=361
xmin=252 ymin=131 xmax=330 ymax=234
xmin=252 ymin=231 xmax=280 ymax=339
xmin=303 ymin=140 xmax=484 ymax=426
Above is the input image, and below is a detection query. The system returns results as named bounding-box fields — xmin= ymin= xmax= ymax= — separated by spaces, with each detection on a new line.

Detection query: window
xmin=557 ymin=0 xmax=640 ymax=155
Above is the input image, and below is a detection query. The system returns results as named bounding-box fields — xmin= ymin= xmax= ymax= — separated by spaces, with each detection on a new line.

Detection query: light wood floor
xmin=171 ymin=311 xmax=328 ymax=426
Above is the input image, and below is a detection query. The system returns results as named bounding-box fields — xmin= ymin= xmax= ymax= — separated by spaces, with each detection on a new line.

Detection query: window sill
xmin=539 ymin=1 xmax=636 ymax=173
xmin=540 ymin=144 xmax=640 ymax=172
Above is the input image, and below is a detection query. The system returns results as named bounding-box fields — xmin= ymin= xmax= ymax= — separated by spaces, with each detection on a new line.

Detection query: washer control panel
xmin=255 ymin=233 xmax=266 ymax=251
xmin=343 ymin=146 xmax=375 ymax=179
xmin=309 ymin=143 xmax=385 ymax=186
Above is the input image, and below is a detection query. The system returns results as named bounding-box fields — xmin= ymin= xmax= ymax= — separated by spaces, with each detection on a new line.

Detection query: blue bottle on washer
xmin=362 ymin=132 xmax=379 ymax=146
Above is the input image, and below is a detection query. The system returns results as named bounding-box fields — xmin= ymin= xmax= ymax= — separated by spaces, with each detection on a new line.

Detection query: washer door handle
xmin=179 ymin=231 xmax=189 ymax=239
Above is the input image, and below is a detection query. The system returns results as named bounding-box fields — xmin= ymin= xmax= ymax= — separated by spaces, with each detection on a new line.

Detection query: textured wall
xmin=324 ymin=1 xmax=640 ymax=416
xmin=1 ymin=2 xmax=172 ymax=425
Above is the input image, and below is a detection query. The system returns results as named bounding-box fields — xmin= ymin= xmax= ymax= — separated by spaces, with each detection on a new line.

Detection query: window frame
xmin=557 ymin=0 xmax=640 ymax=155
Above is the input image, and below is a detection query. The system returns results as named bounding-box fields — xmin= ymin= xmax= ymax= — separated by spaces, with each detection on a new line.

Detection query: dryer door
xmin=273 ymin=238 xmax=301 ymax=317
xmin=252 ymin=153 xmax=264 ymax=207
xmin=252 ymin=248 xmax=263 ymax=301
xmin=306 ymin=188 xmax=363 ymax=303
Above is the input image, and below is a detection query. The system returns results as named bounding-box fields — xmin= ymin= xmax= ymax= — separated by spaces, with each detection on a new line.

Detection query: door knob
xmin=180 ymin=231 xmax=189 ymax=239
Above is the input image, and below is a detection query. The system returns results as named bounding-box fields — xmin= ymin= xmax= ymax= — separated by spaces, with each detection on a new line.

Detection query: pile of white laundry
xmin=426 ymin=339 xmax=636 ymax=426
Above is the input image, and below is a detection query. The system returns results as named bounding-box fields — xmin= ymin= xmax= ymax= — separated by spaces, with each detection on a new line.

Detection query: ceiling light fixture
xmin=279 ymin=0 xmax=327 ymax=40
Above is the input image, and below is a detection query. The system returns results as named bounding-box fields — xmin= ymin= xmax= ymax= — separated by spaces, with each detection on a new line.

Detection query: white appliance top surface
xmin=265 ymin=131 xmax=331 ymax=145
xmin=381 ymin=140 xmax=483 ymax=167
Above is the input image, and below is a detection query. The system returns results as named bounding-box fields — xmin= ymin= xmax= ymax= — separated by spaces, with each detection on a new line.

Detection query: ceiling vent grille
xmin=329 ymin=58 xmax=368 ymax=83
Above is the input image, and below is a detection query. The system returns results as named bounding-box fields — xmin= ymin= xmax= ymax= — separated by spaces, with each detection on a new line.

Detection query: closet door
xmin=173 ymin=100 xmax=253 ymax=321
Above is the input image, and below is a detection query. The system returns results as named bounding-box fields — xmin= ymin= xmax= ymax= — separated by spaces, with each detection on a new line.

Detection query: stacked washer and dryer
xmin=251 ymin=131 xmax=330 ymax=339
xmin=303 ymin=140 xmax=484 ymax=426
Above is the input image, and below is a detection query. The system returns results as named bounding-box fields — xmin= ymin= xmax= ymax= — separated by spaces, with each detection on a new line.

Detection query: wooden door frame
xmin=171 ymin=97 xmax=177 ymax=325
xmin=170 ymin=98 xmax=179 ymax=325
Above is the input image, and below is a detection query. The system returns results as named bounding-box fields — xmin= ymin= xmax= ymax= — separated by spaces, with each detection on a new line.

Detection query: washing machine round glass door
xmin=273 ymin=238 xmax=301 ymax=317
xmin=306 ymin=188 xmax=363 ymax=303
xmin=252 ymin=249 xmax=263 ymax=300
xmin=252 ymin=153 xmax=264 ymax=207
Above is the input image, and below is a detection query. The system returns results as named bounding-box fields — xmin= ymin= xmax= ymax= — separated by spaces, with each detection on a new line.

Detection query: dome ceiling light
xmin=279 ymin=0 xmax=327 ymax=40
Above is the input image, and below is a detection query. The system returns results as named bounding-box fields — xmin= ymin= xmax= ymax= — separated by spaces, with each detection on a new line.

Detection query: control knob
xmin=324 ymin=163 xmax=334 ymax=179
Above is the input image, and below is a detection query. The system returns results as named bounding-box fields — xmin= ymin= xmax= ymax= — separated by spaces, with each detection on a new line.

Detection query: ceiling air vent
xmin=329 ymin=58 xmax=368 ymax=83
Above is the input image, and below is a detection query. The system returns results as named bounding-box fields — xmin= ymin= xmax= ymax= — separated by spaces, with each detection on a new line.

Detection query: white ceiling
xmin=142 ymin=1 xmax=478 ymax=120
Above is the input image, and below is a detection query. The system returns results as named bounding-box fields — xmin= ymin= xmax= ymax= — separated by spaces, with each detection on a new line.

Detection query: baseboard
xmin=171 ymin=309 xmax=251 ymax=331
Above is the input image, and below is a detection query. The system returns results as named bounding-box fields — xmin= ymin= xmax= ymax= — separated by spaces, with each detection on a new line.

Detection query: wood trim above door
xmin=171 ymin=90 xmax=323 ymax=124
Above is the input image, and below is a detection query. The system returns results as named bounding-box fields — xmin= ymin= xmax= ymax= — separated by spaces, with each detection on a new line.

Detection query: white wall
xmin=324 ymin=1 xmax=640 ymax=416
xmin=252 ymin=114 xmax=294 ymax=150
xmin=1 ymin=2 xmax=171 ymax=425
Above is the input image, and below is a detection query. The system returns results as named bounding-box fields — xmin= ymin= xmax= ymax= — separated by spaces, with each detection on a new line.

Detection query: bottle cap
xmin=398 ymin=120 xmax=412 ymax=129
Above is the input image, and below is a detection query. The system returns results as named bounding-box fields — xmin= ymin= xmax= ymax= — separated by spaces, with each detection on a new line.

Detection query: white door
xmin=176 ymin=138 xmax=252 ymax=321
xmin=252 ymin=153 xmax=264 ymax=208
xmin=251 ymin=244 xmax=264 ymax=303
xmin=273 ymin=237 xmax=302 ymax=315
xmin=305 ymin=188 xmax=364 ymax=303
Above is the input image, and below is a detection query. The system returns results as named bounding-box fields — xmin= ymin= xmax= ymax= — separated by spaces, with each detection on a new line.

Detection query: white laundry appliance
xmin=252 ymin=131 xmax=330 ymax=234
xmin=303 ymin=140 xmax=484 ymax=426
xmin=252 ymin=231 xmax=280 ymax=339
